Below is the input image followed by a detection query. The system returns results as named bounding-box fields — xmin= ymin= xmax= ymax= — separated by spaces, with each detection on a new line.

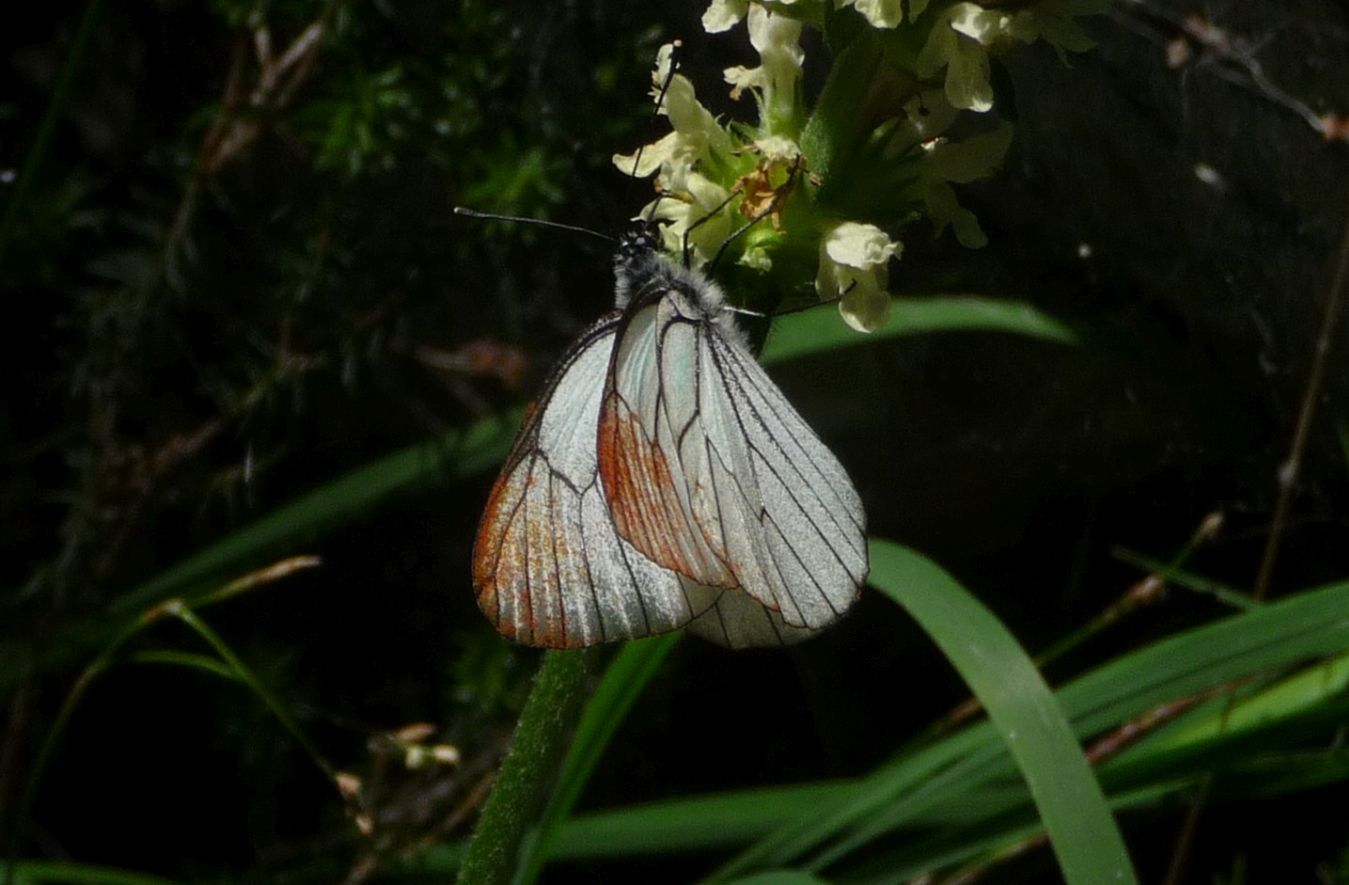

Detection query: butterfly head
xmin=613 ymin=220 xmax=669 ymax=308
xmin=615 ymin=220 xmax=661 ymax=264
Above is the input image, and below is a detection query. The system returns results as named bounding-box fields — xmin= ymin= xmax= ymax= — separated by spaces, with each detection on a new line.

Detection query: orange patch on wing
xmin=472 ymin=462 xmax=583 ymax=649
xmin=535 ymin=526 xmax=574 ymax=648
xmin=472 ymin=470 xmax=513 ymax=596
xmin=598 ymin=391 xmax=732 ymax=586
xmin=472 ymin=468 xmax=537 ymax=644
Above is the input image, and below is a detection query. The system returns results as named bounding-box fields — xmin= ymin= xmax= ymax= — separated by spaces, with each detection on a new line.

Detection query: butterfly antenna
xmin=681 ymin=189 xmax=743 ymax=267
xmin=764 ymin=279 xmax=856 ymax=319
xmin=453 ymin=207 xmax=615 ymax=244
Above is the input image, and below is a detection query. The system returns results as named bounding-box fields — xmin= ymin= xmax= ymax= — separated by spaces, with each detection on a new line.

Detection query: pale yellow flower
xmin=612 ymin=43 xmax=732 ymax=187
xmin=704 ymin=0 xmax=803 ymax=34
xmin=816 ymin=222 xmax=901 ymax=332
xmin=723 ymin=7 xmax=805 ymax=129
xmin=703 ymin=0 xmax=750 ymax=33
xmin=838 ymin=0 xmax=907 ymax=28
xmin=645 ymin=172 xmax=736 ymax=265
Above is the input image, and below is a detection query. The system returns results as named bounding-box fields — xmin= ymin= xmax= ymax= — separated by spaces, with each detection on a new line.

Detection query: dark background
xmin=3 ymin=1 xmax=1349 ymax=881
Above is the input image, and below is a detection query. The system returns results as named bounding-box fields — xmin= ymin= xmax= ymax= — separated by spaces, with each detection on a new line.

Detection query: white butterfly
xmin=472 ymin=227 xmax=868 ymax=648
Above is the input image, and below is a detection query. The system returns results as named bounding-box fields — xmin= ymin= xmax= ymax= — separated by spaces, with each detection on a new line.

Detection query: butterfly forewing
xmin=472 ymin=314 xmax=717 ymax=647
xmin=598 ymin=297 xmax=737 ymax=586
xmin=598 ymin=262 xmax=868 ymax=636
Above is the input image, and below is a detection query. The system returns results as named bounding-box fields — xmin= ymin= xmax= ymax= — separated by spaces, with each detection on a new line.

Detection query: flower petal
xmin=839 ymin=279 xmax=893 ymax=332
xmin=702 ymin=0 xmax=749 ymax=33
xmin=851 ymin=0 xmax=905 ymax=28
xmin=823 ymin=222 xmax=900 ymax=270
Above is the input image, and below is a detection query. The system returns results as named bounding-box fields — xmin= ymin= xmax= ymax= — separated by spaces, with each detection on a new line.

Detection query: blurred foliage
xmin=1 ymin=0 xmax=674 ymax=877
xmin=1 ymin=0 xmax=662 ymax=614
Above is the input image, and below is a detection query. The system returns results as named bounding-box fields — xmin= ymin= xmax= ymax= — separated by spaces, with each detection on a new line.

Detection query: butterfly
xmin=471 ymin=225 xmax=868 ymax=648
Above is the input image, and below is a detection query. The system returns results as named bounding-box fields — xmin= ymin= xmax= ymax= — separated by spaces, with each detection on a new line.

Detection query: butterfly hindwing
xmin=699 ymin=323 xmax=868 ymax=624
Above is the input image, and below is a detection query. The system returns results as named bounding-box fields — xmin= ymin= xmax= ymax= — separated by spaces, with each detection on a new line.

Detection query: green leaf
xmin=725 ymin=874 xmax=827 ymax=885
xmin=4 ymin=860 xmax=178 ymax=885
xmin=760 ymin=296 xmax=1078 ymax=364
xmin=800 ymin=30 xmax=891 ymax=185
xmin=557 ymin=781 xmax=858 ymax=858
xmin=863 ymin=540 xmax=1135 ymax=885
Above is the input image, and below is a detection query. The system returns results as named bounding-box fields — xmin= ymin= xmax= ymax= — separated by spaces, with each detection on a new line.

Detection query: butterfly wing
xmin=686 ymin=584 xmax=819 ymax=647
xmin=699 ymin=323 xmax=869 ymax=624
xmin=472 ymin=313 xmax=719 ymax=647
xmin=600 ymin=290 xmax=868 ymax=644
xmin=598 ymin=298 xmax=739 ymax=588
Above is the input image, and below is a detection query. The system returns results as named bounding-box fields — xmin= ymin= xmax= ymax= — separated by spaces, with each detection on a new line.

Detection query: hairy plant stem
xmin=458 ymin=648 xmax=603 ymax=885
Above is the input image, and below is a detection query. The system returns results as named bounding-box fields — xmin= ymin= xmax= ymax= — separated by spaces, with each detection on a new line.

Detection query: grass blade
xmin=3 ymin=415 xmax=521 ymax=697
xmin=724 ymin=874 xmax=827 ymax=885
xmin=110 ymin=415 xmax=521 ymax=616
xmin=554 ymin=781 xmax=857 ymax=859
xmin=861 ymin=540 xmax=1135 ymax=885
xmin=505 ymin=578 xmax=1349 ymax=880
xmin=1056 ymin=578 xmax=1349 ymax=737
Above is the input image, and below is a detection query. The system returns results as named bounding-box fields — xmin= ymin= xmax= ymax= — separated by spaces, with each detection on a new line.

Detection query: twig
xmin=1111 ymin=3 xmax=1349 ymax=140
xmin=1162 ymin=774 xmax=1214 ymax=885
xmin=1253 ymin=188 xmax=1349 ymax=600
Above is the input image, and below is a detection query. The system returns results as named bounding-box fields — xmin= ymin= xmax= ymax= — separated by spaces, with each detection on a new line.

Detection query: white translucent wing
xmin=686 ymin=586 xmax=819 ymax=648
xmin=600 ymin=291 xmax=868 ymax=644
xmin=696 ymin=321 xmax=868 ymax=627
xmin=472 ymin=314 xmax=717 ymax=647
xmin=598 ymin=300 xmax=738 ymax=587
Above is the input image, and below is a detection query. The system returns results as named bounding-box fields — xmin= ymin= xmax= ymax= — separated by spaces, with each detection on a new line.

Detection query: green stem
xmin=458 ymin=648 xmax=603 ymax=885
xmin=169 ymin=603 xmax=336 ymax=780
xmin=3 ymin=558 xmax=321 ymax=884
xmin=518 ymin=634 xmax=680 ymax=884
xmin=4 ymin=608 xmax=150 ymax=885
